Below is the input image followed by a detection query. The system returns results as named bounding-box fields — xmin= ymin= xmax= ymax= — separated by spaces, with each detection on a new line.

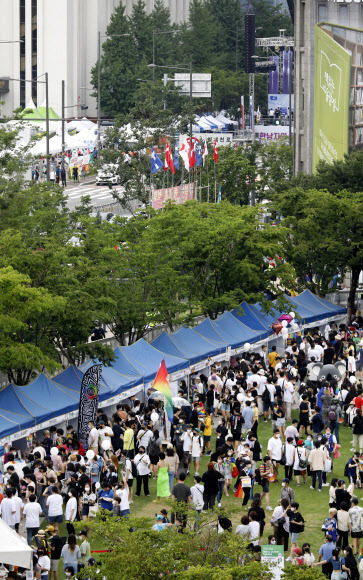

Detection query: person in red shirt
xmin=354 ymin=388 xmax=363 ymax=410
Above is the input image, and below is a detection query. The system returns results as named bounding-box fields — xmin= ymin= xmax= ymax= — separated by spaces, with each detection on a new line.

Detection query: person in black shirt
xmin=46 ymin=525 xmax=63 ymax=579
xmin=78 ymin=466 xmax=90 ymax=492
xmin=298 ymin=394 xmax=310 ymax=437
xmin=201 ymin=462 xmax=224 ymax=510
xmin=205 ymin=385 xmax=215 ymax=414
xmin=283 ymin=501 xmax=304 ymax=559
xmin=190 ymin=403 xmax=199 ymax=430
xmin=335 ymin=479 xmax=351 ymax=511
xmin=230 ymin=409 xmax=243 ymax=450
xmin=323 ymin=342 xmax=336 ymax=365
xmin=216 ymin=419 xmax=228 ymax=449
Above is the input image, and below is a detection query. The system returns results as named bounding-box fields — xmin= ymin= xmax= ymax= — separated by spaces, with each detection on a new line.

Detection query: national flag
xmin=202 ymin=142 xmax=208 ymax=165
xmin=151 ymin=359 xmax=173 ymax=424
xmin=195 ymin=140 xmax=202 ymax=167
xmin=179 ymin=138 xmax=190 ymax=171
xmin=164 ymin=142 xmax=175 ymax=174
xmin=188 ymin=137 xmax=196 ymax=169
xmin=213 ymin=140 xmax=218 ymax=163
xmin=174 ymin=143 xmax=180 ymax=170
xmin=217 ymin=186 xmax=221 ymax=204
xmin=151 ymin=145 xmax=163 ymax=174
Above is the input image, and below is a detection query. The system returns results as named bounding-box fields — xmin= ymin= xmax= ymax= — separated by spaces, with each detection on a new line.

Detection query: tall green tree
xmin=208 ymin=0 xmax=243 ymax=70
xmin=181 ymin=0 xmax=219 ymax=69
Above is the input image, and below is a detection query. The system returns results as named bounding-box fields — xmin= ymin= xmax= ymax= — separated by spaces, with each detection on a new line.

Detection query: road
xmin=64 ymin=180 xmax=123 ymax=211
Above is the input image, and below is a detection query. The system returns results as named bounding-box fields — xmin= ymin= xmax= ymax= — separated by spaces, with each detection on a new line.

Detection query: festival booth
xmin=0 ymin=519 xmax=33 ymax=570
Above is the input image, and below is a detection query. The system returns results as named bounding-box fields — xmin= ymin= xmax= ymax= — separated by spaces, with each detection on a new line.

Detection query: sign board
xmin=312 ymin=24 xmax=351 ymax=170
xmin=152 ymin=183 xmax=194 ymax=209
xmin=254 ymin=125 xmax=294 ymax=140
xmin=261 ymin=545 xmax=284 ymax=580
xmin=174 ymin=73 xmax=211 ymax=98
xmin=0 ymin=78 xmax=10 ymax=93
xmin=179 ymin=133 xmax=234 ymax=146
xmin=268 ymin=94 xmax=294 ymax=114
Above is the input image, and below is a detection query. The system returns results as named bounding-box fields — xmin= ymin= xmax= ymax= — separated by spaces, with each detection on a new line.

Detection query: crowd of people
xmin=2 ymin=318 xmax=363 ymax=578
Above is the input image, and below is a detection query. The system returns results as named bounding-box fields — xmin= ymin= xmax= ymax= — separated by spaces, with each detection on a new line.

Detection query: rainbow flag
xmin=151 ymin=359 xmax=173 ymax=424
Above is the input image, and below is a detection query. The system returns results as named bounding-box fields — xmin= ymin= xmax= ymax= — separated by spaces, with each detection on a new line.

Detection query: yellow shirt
xmin=204 ymin=416 xmax=212 ymax=436
xmin=267 ymin=351 xmax=278 ymax=368
xmin=123 ymin=428 xmax=134 ymax=451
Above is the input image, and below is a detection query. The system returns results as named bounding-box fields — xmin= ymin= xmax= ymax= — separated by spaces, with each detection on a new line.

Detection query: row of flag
xmin=151 ymin=138 xmax=218 ymax=175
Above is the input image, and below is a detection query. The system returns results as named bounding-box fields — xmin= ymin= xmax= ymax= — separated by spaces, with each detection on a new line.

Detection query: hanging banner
xmin=241 ymin=95 xmax=245 ymax=129
xmin=152 ymin=183 xmax=194 ymax=209
xmin=77 ymin=364 xmax=102 ymax=448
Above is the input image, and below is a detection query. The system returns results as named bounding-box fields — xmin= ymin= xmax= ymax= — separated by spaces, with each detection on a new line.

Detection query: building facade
xmin=0 ymin=0 xmax=190 ymax=119
xmin=294 ymin=0 xmax=363 ymax=174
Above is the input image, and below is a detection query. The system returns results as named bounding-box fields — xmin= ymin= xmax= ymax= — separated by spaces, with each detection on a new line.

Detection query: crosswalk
xmin=64 ymin=184 xmax=123 ymax=208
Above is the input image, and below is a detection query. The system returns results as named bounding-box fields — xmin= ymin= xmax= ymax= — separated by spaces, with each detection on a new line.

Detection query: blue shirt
xmin=242 ymin=407 xmax=254 ymax=429
xmin=98 ymin=489 xmax=114 ymax=510
xmin=319 ymin=542 xmax=335 ymax=563
xmin=332 ymin=557 xmax=345 ymax=570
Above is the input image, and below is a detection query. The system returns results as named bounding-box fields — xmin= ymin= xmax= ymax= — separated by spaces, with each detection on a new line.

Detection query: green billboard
xmin=312 ymin=25 xmax=351 ymax=171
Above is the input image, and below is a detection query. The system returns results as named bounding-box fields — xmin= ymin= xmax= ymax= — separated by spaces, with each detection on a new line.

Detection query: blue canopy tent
xmin=169 ymin=327 xmax=223 ymax=364
xmin=53 ymin=365 xmax=115 ymax=401
xmin=113 ymin=339 xmax=189 ymax=383
xmin=195 ymin=318 xmax=234 ymax=346
xmin=231 ymin=301 xmax=270 ymax=337
xmin=0 ymin=411 xmax=32 ymax=440
xmin=7 ymin=374 xmax=80 ymax=425
xmin=79 ymin=359 xmax=140 ymax=397
xmin=0 ymin=385 xmax=46 ymax=432
xmin=290 ymin=290 xmax=347 ymax=321
xmin=151 ymin=331 xmax=199 ymax=362
xmin=212 ymin=311 xmax=261 ymax=347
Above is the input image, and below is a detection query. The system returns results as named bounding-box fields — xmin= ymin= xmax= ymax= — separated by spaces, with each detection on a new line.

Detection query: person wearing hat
xmin=46 ymin=525 xmax=62 ymax=580
xmin=79 ymin=530 xmax=91 ymax=565
xmin=281 ymin=478 xmax=295 ymax=504
xmin=35 ymin=529 xmax=49 ymax=555
xmin=152 ymin=514 xmax=173 ymax=531
xmin=291 ymin=547 xmax=305 ymax=566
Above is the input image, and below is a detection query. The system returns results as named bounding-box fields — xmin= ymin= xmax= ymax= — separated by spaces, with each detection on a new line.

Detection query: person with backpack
xmin=258 ymin=456 xmax=273 ymax=511
xmin=280 ymin=478 xmax=295 ymax=503
xmin=325 ymin=426 xmax=338 ymax=470
xmin=328 ymin=397 xmax=342 ymax=442
xmin=347 ymin=452 xmax=360 ymax=487
xmin=352 ymin=409 xmax=363 ymax=453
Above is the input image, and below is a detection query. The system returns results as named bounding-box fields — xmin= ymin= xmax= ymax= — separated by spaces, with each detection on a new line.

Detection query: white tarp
xmin=216 ymin=113 xmax=238 ymax=126
xmin=67 ymin=117 xmax=97 ymax=132
xmin=0 ymin=519 xmax=32 ymax=569
xmin=204 ymin=115 xmax=225 ymax=130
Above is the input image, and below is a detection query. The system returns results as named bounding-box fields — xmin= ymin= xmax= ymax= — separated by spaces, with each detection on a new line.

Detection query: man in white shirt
xmin=0 ymin=488 xmax=16 ymax=529
xmin=181 ymin=426 xmax=193 ymax=474
xmin=307 ymin=342 xmax=321 ymax=361
xmin=98 ymin=422 xmax=114 ymax=450
xmin=12 ymin=490 xmax=23 ymax=534
xmin=267 ymin=429 xmax=283 ymax=478
xmin=33 ymin=444 xmax=46 ymax=461
xmin=137 ymin=425 xmax=154 ymax=450
xmin=283 ymin=377 xmax=297 ymax=421
xmin=134 ymin=446 xmax=151 ymax=497
xmin=285 ymin=420 xmax=299 ymax=445
xmin=190 ymin=475 xmax=204 ymax=513
xmin=46 ymin=486 xmax=64 ymax=532
xmin=87 ymin=421 xmax=99 ymax=453
xmin=23 ymin=493 xmax=42 ymax=546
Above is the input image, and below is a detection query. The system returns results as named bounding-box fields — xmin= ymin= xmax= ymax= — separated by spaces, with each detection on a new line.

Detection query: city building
xmin=0 ymin=0 xmax=190 ymax=119
xmin=294 ymin=1 xmax=363 ymax=174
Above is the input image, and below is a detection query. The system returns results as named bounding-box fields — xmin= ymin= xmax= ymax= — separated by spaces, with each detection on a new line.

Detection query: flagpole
xmin=181 ymin=165 xmax=184 ymax=203
xmin=162 ymin=170 xmax=165 ymax=210
xmin=214 ymin=162 xmax=217 ymax=203
xmin=150 ymin=171 xmax=152 ymax=216
xmin=207 ymin=156 xmax=210 ymax=202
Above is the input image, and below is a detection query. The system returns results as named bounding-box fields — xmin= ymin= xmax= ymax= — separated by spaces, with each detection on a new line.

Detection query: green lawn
xmin=45 ymin=410 xmax=356 ymax=579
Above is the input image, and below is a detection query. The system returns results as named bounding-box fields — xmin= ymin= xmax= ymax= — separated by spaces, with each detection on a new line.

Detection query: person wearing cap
xmin=79 ymin=530 xmax=91 ymax=565
xmin=291 ymin=546 xmax=305 ymax=566
xmin=152 ymin=514 xmax=173 ymax=531
xmin=35 ymin=529 xmax=49 ymax=555
xmin=46 ymin=526 xmax=62 ymax=580
xmin=281 ymin=478 xmax=295 ymax=504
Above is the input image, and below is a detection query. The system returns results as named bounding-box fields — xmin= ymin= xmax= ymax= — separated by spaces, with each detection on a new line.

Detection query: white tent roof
xmin=204 ymin=115 xmax=225 ymax=129
xmin=215 ymin=113 xmax=238 ymax=126
xmin=68 ymin=117 xmax=97 ymax=132
xmin=195 ymin=117 xmax=216 ymax=131
xmin=29 ymin=133 xmax=88 ymax=156
xmin=0 ymin=519 xmax=32 ymax=569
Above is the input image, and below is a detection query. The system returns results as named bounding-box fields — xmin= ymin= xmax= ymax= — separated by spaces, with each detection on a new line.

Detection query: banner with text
xmin=254 ymin=125 xmax=294 ymax=140
xmin=312 ymin=24 xmax=351 ymax=171
xmin=152 ymin=183 xmax=194 ymax=209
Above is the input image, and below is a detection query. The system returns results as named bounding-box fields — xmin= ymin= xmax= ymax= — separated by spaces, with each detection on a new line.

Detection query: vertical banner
xmin=241 ymin=95 xmax=245 ymax=129
xmin=269 ymin=56 xmax=279 ymax=94
xmin=78 ymin=364 xmax=102 ymax=448
xmin=283 ymin=51 xmax=290 ymax=94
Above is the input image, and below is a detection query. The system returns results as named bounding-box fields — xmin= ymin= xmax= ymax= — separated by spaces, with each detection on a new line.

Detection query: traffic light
xmin=245 ymin=13 xmax=256 ymax=73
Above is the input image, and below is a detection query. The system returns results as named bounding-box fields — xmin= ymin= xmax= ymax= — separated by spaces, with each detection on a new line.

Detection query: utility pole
xmin=289 ymin=49 xmax=292 ymax=147
xmin=61 ymin=80 xmax=65 ymax=164
xmin=236 ymin=26 xmax=239 ymax=73
xmin=97 ymin=30 xmax=101 ymax=152
xmin=45 ymin=72 xmax=50 ymax=181
xmin=152 ymin=29 xmax=155 ymax=82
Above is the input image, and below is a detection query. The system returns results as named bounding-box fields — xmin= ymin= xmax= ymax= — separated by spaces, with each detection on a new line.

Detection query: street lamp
xmin=97 ymin=32 xmax=130 ymax=151
xmin=152 ymin=30 xmax=176 ymax=82
xmin=148 ymin=62 xmax=193 ymax=140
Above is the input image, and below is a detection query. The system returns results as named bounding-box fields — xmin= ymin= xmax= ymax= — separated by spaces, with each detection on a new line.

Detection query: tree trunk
xmin=347 ymin=266 xmax=361 ymax=323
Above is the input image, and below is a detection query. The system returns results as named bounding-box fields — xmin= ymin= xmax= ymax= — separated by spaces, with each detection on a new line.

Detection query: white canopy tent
xmin=67 ymin=117 xmax=97 ymax=132
xmin=0 ymin=519 xmax=33 ymax=569
xmin=204 ymin=115 xmax=225 ymax=129
xmin=29 ymin=133 xmax=89 ymax=156
xmin=216 ymin=113 xmax=238 ymax=126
